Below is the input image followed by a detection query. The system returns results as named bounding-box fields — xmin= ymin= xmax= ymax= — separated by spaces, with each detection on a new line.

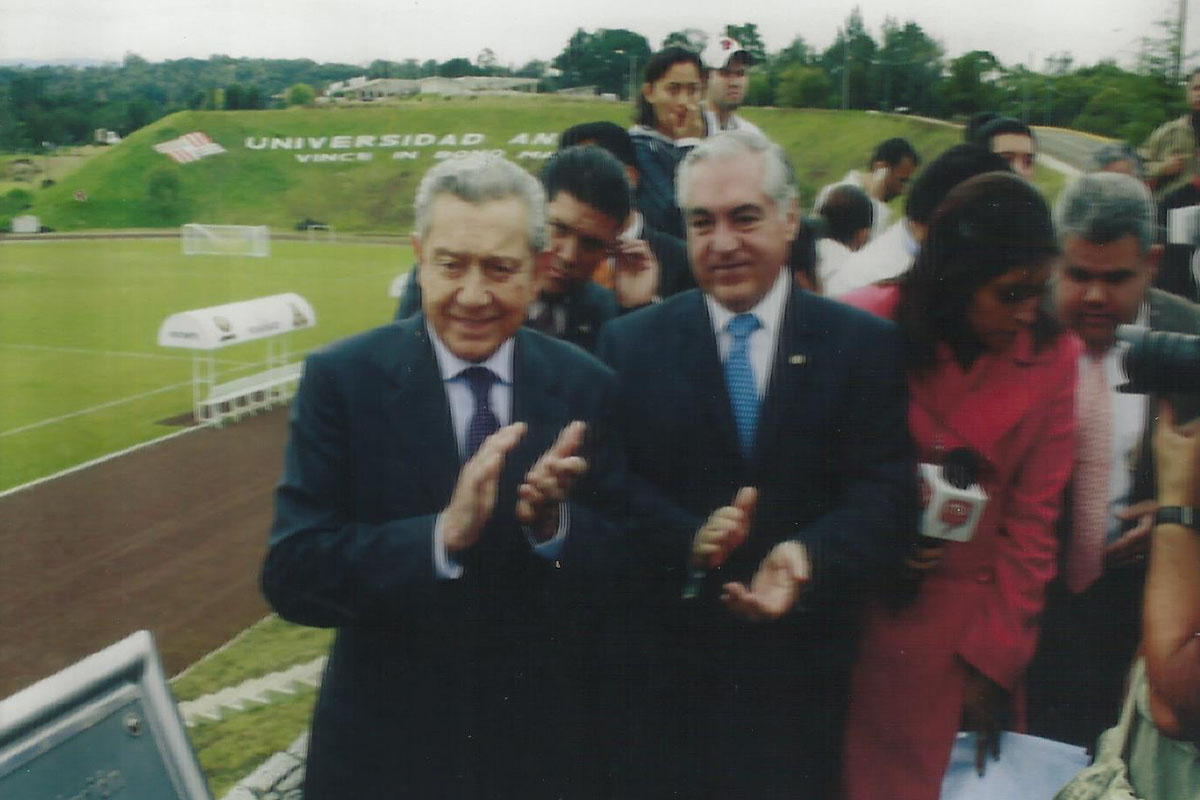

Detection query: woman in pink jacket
xmin=842 ymin=172 xmax=1078 ymax=799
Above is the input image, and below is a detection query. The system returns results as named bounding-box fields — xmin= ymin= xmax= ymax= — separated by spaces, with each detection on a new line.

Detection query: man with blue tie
xmin=596 ymin=131 xmax=916 ymax=798
xmin=263 ymin=154 xmax=621 ymax=799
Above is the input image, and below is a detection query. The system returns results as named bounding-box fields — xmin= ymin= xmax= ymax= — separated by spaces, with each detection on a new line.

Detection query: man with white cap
xmin=700 ymin=35 xmax=764 ymax=138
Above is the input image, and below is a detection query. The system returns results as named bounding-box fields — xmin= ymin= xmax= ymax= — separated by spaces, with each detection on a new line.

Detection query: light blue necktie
xmin=724 ymin=313 xmax=762 ymax=458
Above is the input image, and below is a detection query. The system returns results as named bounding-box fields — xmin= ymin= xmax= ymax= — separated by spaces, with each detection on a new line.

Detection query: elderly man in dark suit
xmin=1028 ymin=171 xmax=1200 ymax=748
xmin=595 ymin=131 xmax=916 ymax=799
xmin=264 ymin=154 xmax=622 ymax=799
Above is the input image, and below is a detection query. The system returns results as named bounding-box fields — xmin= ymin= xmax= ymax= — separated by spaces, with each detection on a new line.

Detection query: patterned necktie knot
xmin=725 ymin=313 xmax=762 ymax=459
xmin=727 ymin=312 xmax=761 ymax=342
xmin=461 ymin=365 xmax=496 ymax=409
xmin=460 ymin=366 xmax=499 ymax=459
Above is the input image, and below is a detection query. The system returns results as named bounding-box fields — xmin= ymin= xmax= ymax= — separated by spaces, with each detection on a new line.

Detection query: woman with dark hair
xmin=629 ymin=46 xmax=704 ymax=239
xmin=840 ymin=172 xmax=1079 ymax=799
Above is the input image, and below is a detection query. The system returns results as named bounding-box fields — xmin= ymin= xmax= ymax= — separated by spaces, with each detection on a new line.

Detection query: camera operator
xmin=1028 ymin=172 xmax=1200 ymax=749
xmin=1147 ymin=399 xmax=1200 ymax=745
xmin=1054 ymin=399 xmax=1200 ymax=798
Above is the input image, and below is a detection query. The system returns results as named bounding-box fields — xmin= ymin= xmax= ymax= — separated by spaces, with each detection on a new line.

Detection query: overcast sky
xmin=0 ymin=0 xmax=1188 ymax=73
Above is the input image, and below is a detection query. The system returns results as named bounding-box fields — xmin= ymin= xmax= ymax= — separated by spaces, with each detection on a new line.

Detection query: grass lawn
xmin=0 ymin=236 xmax=409 ymax=490
xmin=169 ymin=615 xmax=331 ymax=797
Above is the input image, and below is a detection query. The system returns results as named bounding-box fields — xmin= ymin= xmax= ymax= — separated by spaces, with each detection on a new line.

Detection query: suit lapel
xmin=378 ymin=316 xmax=460 ymax=502
xmin=510 ymin=331 xmax=570 ymax=482
xmin=755 ymin=287 xmax=817 ymax=472
xmin=677 ymin=293 xmax=743 ymax=465
xmin=911 ymin=336 xmax=1047 ymax=471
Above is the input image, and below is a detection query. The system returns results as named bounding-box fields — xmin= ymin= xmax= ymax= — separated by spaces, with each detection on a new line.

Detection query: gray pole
xmin=1179 ymin=0 xmax=1189 ymax=82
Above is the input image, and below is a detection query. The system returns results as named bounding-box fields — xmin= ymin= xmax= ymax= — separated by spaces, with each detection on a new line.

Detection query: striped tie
xmin=724 ymin=313 xmax=762 ymax=459
xmin=1066 ymin=354 xmax=1112 ymax=593
xmin=461 ymin=366 xmax=499 ymax=460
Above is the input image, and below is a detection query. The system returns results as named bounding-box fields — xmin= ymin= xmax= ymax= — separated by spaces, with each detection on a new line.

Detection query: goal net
xmin=181 ymin=224 xmax=270 ymax=257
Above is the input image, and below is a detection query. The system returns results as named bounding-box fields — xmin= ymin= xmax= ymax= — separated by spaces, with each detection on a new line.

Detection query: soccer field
xmin=0 ymin=236 xmax=410 ymax=491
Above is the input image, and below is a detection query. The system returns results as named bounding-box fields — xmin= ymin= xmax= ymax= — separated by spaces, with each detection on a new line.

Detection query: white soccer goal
xmin=181 ymin=223 xmax=270 ymax=257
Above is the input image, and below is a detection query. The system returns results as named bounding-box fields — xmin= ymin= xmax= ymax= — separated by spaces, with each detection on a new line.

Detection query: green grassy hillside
xmin=19 ymin=99 xmax=1063 ymax=234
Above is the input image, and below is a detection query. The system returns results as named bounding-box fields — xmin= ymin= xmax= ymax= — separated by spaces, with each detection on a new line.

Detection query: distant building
xmin=555 ymin=86 xmax=600 ymax=97
xmin=11 ymin=215 xmax=40 ymax=234
xmin=322 ymin=75 xmax=537 ymax=101
xmin=93 ymin=129 xmax=121 ymax=145
xmin=418 ymin=76 xmax=538 ymax=95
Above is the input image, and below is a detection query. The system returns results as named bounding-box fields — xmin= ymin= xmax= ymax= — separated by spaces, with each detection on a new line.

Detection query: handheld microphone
xmin=918 ymin=448 xmax=987 ymax=543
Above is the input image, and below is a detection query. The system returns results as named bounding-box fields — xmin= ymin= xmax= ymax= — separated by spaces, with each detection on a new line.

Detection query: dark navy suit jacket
xmin=263 ymin=317 xmax=621 ymax=799
xmin=594 ymin=285 xmax=916 ymax=798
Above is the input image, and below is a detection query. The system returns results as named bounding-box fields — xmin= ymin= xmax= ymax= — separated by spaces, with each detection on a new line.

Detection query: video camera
xmin=1117 ymin=324 xmax=1200 ymax=395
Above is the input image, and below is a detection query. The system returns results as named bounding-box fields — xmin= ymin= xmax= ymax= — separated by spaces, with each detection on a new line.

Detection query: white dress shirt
xmin=426 ymin=324 xmax=565 ymax=578
xmin=1096 ymin=307 xmax=1149 ymax=544
xmin=826 ymin=219 xmax=920 ymax=298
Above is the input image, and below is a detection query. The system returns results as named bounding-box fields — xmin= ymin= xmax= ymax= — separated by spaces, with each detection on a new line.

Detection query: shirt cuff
xmin=432 ymin=513 xmax=463 ymax=580
xmin=525 ymin=503 xmax=569 ymax=561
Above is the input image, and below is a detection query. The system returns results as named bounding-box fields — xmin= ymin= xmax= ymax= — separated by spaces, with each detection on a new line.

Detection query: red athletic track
xmin=0 ymin=409 xmax=290 ymax=698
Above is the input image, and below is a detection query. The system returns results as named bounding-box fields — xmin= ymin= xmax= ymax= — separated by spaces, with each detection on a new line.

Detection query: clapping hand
xmin=516 ymin=421 xmax=589 ymax=541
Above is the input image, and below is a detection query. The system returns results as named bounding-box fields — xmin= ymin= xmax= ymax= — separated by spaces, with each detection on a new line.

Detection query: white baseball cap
xmin=700 ymin=36 xmax=751 ymax=70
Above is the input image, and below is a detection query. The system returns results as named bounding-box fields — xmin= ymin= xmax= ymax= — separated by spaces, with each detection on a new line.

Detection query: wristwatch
xmin=1155 ymin=506 xmax=1200 ymax=531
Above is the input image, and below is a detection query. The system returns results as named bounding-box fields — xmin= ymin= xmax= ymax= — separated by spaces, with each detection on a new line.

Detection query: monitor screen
xmin=0 ymin=630 xmax=211 ymax=799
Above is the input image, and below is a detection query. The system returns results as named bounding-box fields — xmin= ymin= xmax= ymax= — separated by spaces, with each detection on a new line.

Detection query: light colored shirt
xmin=825 ymin=218 xmax=919 ymax=298
xmin=815 ymin=238 xmax=854 ymax=295
xmin=426 ymin=324 xmax=566 ymax=578
xmin=812 ymin=170 xmax=891 ymax=240
xmin=704 ymin=267 xmax=789 ymax=398
xmin=703 ymin=109 xmax=765 ymax=140
xmin=1096 ymin=306 xmax=1149 ymax=545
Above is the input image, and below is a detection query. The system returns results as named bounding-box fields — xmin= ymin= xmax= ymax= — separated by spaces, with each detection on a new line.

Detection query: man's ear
xmin=783 ymin=197 xmax=800 ymax=244
xmin=1147 ymin=243 xmax=1163 ymax=281
xmin=533 ymin=250 xmax=554 ymax=293
xmin=411 ymin=233 xmax=423 ymax=265
xmin=851 ymin=227 xmax=871 ymax=252
xmin=411 ymin=234 xmax=425 ymax=291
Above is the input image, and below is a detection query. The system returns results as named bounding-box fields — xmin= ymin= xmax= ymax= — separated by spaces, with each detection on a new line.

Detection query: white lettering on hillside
xmin=295 ymin=152 xmax=375 ymax=163
xmin=243 ymin=131 xmax=557 ymax=164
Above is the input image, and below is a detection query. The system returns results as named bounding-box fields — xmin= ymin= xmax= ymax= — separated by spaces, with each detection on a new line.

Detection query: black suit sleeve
xmin=262 ymin=351 xmax=442 ymax=628
xmin=793 ymin=317 xmax=917 ymax=612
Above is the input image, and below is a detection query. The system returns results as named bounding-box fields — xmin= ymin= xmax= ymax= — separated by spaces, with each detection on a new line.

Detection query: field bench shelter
xmin=158 ymin=293 xmax=316 ymax=426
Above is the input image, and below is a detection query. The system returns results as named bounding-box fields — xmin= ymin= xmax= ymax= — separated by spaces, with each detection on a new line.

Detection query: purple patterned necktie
xmin=461 ymin=365 xmax=499 ymax=459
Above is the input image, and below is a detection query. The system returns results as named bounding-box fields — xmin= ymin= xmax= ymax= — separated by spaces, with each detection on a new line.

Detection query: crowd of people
xmin=261 ymin=40 xmax=1200 ymax=800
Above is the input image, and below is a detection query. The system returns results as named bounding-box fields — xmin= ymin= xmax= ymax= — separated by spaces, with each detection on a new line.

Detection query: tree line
xmin=0 ymin=9 xmax=1187 ymax=153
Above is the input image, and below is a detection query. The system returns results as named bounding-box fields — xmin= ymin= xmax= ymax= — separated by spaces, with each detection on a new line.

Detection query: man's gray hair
xmin=1087 ymin=143 xmax=1145 ymax=180
xmin=676 ymin=130 xmax=798 ymax=220
xmin=1054 ymin=171 xmax=1156 ymax=253
xmin=414 ymin=154 xmax=547 ymax=252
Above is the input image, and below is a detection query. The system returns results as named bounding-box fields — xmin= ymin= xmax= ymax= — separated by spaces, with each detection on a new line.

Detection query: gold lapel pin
xmin=789 ymin=354 xmax=807 ymax=365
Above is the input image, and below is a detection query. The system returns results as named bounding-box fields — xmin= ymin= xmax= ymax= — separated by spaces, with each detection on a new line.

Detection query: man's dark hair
xmin=897 ymin=172 xmax=1061 ymax=371
xmin=869 ymin=137 xmax=920 ymax=169
xmin=635 ymin=47 xmax=704 ymax=128
xmin=974 ymin=116 xmax=1035 ymax=148
xmin=964 ymin=112 xmax=1000 ymax=143
xmin=817 ymin=184 xmax=874 ymax=246
xmin=540 ymin=145 xmax=631 ymax=225
xmin=905 ymin=144 xmax=1011 ymax=225
xmin=560 ymin=121 xmax=637 ymax=169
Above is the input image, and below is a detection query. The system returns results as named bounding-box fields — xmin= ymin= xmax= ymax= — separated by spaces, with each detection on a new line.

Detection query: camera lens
xmin=1122 ymin=329 xmax=1200 ymax=394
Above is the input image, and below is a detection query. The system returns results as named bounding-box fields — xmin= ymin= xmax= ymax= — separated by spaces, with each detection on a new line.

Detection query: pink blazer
xmin=841 ymin=284 xmax=1079 ymax=800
